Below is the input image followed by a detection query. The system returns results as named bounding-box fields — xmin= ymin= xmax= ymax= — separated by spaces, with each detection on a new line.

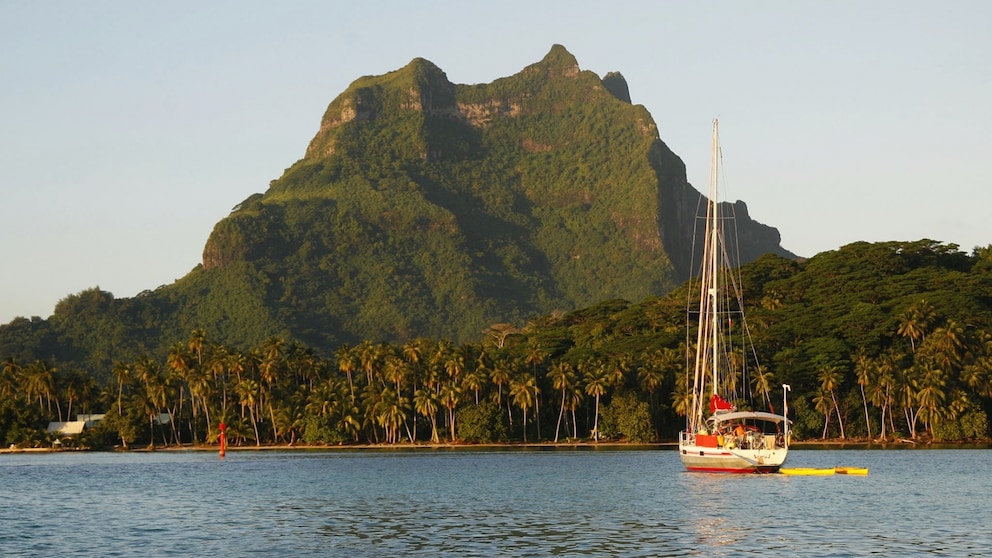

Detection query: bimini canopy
xmin=709 ymin=411 xmax=791 ymax=426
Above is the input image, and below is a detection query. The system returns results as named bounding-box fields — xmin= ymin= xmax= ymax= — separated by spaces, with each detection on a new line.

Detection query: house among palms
xmin=46 ymin=414 xmax=106 ymax=436
xmin=46 ymin=421 xmax=86 ymax=436
xmin=46 ymin=413 xmax=170 ymax=444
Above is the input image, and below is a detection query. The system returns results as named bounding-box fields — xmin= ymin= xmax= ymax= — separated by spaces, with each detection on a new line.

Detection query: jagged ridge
xmin=196 ymin=44 xmax=793 ymax=348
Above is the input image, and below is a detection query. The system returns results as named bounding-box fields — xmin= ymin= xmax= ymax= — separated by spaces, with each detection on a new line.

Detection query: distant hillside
xmin=0 ymin=44 xmax=794 ymax=374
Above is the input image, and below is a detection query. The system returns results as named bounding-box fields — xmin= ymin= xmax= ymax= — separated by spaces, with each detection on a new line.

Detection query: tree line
xmin=2 ymin=240 xmax=991 ymax=449
xmin=1 ymin=326 xmax=665 ymax=449
xmin=1 ymin=300 xmax=990 ymax=450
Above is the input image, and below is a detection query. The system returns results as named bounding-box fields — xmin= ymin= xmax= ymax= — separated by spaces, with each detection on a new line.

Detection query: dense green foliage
xmin=0 ymin=46 xmax=795 ymax=370
xmin=3 ymin=240 xmax=991 ymax=449
xmin=195 ymin=45 xmax=691 ymax=348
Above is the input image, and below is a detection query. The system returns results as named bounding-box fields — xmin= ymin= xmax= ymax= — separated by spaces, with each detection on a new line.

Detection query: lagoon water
xmin=1 ymin=446 xmax=990 ymax=556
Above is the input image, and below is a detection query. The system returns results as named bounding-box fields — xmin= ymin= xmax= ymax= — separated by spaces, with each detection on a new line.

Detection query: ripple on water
xmin=2 ymin=448 xmax=992 ymax=556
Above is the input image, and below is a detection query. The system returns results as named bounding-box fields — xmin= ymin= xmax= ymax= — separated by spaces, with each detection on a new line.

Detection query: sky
xmin=2 ymin=1 xmax=990 ymax=324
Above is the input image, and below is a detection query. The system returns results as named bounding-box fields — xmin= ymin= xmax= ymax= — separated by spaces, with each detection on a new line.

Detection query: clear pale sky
xmin=2 ymin=1 xmax=990 ymax=324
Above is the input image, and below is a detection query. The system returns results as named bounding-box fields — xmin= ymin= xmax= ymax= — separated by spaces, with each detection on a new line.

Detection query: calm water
xmin=1 ymin=446 xmax=990 ymax=556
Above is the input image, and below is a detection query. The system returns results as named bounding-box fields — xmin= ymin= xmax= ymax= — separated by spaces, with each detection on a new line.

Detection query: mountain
xmin=199 ymin=45 xmax=792 ymax=342
xmin=1 ymin=44 xmax=794 ymax=371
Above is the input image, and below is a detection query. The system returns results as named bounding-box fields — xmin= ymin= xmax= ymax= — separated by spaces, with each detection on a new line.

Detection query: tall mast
xmin=708 ymin=119 xmax=720 ymax=396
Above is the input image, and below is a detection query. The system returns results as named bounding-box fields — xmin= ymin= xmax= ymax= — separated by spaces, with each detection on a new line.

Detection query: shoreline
xmin=4 ymin=438 xmax=990 ymax=454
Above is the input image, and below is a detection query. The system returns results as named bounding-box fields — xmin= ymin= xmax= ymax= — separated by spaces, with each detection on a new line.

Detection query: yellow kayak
xmin=835 ymin=467 xmax=869 ymax=475
xmin=780 ymin=467 xmax=836 ymax=476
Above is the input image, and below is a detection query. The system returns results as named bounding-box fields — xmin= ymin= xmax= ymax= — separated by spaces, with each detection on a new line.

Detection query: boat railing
xmin=680 ymin=429 xmax=785 ymax=451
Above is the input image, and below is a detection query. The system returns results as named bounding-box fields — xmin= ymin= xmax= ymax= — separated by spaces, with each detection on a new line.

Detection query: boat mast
xmin=708 ymin=119 xmax=721 ymax=398
xmin=689 ymin=118 xmax=725 ymax=431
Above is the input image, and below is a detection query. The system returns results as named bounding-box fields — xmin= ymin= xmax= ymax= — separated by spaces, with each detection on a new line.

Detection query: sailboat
xmin=677 ymin=119 xmax=791 ymax=474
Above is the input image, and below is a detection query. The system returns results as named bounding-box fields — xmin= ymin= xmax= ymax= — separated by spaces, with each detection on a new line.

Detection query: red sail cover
xmin=710 ymin=394 xmax=733 ymax=414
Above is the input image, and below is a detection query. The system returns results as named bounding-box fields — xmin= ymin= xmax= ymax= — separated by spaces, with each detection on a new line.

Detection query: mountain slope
xmin=1 ymin=45 xmax=795 ymax=371
xmin=197 ymin=44 xmax=792 ymax=347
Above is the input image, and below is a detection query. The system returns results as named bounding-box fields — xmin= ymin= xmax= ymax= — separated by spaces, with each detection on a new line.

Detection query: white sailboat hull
xmin=679 ymin=438 xmax=788 ymax=474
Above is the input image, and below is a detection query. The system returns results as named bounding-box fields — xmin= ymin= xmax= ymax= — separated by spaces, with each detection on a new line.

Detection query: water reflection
xmin=3 ymin=448 xmax=992 ymax=556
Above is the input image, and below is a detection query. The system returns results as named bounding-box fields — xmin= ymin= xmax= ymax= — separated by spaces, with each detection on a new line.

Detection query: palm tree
xmin=61 ymin=370 xmax=88 ymax=421
xmin=671 ymin=375 xmax=691 ymax=418
xmin=166 ymin=342 xmax=195 ymax=442
xmin=852 ymin=348 xmax=873 ymax=439
xmin=112 ymin=360 xmax=133 ymax=415
xmin=335 ymin=344 xmax=357 ymax=403
xmin=288 ymin=343 xmax=321 ymax=391
xmin=312 ymin=377 xmax=361 ymax=443
xmin=443 ymin=346 xmax=466 ymax=385
xmin=524 ymin=344 xmax=547 ymax=439
xmin=461 ymin=367 xmax=486 ymax=405
xmin=21 ymin=360 xmax=56 ymax=418
xmin=637 ymin=362 xmax=664 ymax=398
xmin=206 ymin=344 xmax=231 ymax=416
xmin=509 ymin=374 xmax=538 ymax=442
xmin=1 ymin=358 xmax=20 ymax=401
xmin=414 ymin=387 xmax=440 ymax=443
xmin=383 ymin=355 xmax=414 ymax=441
xmin=438 ymin=380 xmax=461 ymax=442
xmin=961 ymin=361 xmax=992 ymax=400
xmin=138 ymin=363 xmax=167 ymax=448
xmin=489 ymin=359 xmax=511 ymax=407
xmin=186 ymin=364 xmax=214 ymax=443
xmin=929 ymin=320 xmax=964 ymax=372
xmin=895 ymin=365 xmax=920 ymax=438
xmin=914 ymin=357 xmax=947 ymax=436
xmin=260 ymin=337 xmax=286 ymax=443
xmin=235 ymin=377 xmax=262 ymax=445
xmin=607 ymin=354 xmax=630 ymax=389
xmin=897 ymin=299 xmax=936 ymax=352
xmin=547 ymin=361 xmax=576 ymax=442
xmin=524 ymin=344 xmax=548 ymax=375
xmin=383 ymin=355 xmax=408 ymax=398
xmin=750 ymin=364 xmax=774 ymax=412
xmin=564 ymin=385 xmax=584 ymax=439
xmin=871 ymin=348 xmax=902 ymax=440
xmin=816 ymin=361 xmax=845 ymax=439
xmin=374 ymin=388 xmax=408 ymax=444
xmin=158 ymin=371 xmax=182 ymax=445
xmin=401 ymin=338 xmax=426 ymax=372
xmin=188 ymin=328 xmax=206 ymax=368
xmin=582 ymin=361 xmax=609 ymax=441
xmin=813 ymin=388 xmax=832 ymax=439
xmin=357 ymin=340 xmax=382 ymax=388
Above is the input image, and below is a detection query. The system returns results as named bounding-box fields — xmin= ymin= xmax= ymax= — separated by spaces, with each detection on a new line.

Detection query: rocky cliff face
xmin=200 ymin=44 xmax=794 ymax=344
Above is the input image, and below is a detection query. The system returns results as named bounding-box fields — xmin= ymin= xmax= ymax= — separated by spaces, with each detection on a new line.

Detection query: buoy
xmin=218 ymin=421 xmax=227 ymax=458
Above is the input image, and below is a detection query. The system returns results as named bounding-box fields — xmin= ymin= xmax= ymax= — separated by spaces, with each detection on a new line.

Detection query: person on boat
xmin=734 ymin=423 xmax=746 ymax=438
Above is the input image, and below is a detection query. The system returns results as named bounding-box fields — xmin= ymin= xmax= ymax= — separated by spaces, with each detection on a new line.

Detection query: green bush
xmin=600 ymin=391 xmax=653 ymax=443
xmin=302 ymin=415 xmax=348 ymax=445
xmin=455 ymin=401 xmax=508 ymax=443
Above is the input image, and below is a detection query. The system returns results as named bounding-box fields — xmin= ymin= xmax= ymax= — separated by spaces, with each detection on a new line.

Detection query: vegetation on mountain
xmin=2 ymin=240 xmax=990 ymax=449
xmin=2 ymin=46 xmax=988 ymax=448
xmin=0 ymin=45 xmax=793 ymax=376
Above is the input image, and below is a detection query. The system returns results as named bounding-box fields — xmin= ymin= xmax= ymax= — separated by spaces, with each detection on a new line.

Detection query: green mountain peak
xmin=6 ymin=45 xmax=798 ymax=366
xmin=530 ymin=43 xmax=580 ymax=74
